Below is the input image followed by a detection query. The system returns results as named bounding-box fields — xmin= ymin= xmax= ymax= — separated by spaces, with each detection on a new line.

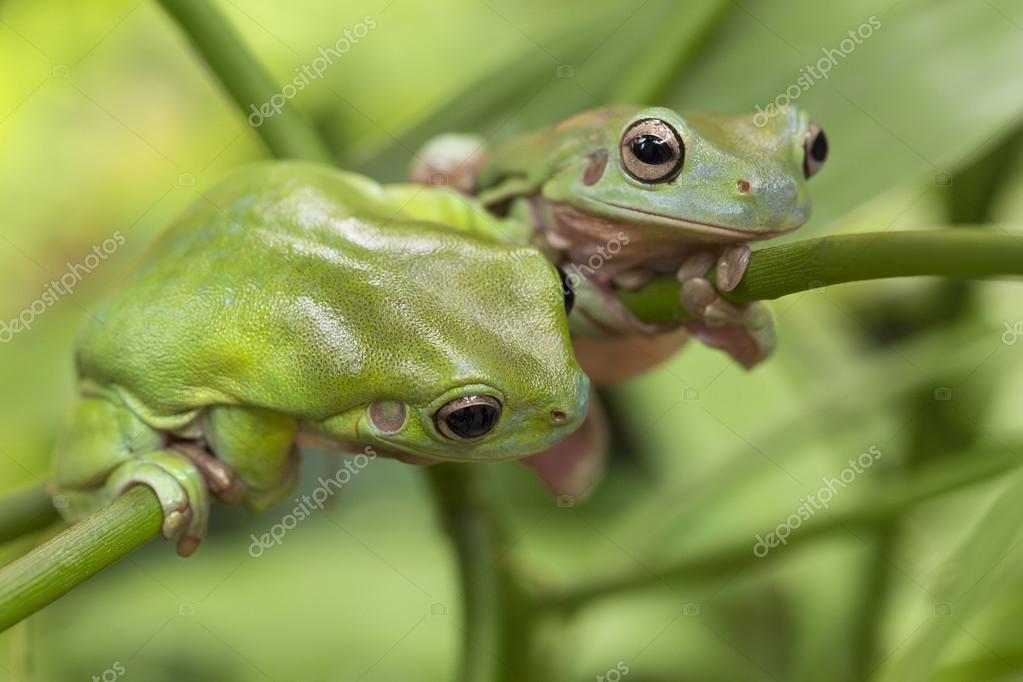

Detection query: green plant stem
xmin=157 ymin=0 xmax=333 ymax=163
xmin=0 ymin=486 xmax=163 ymax=633
xmin=425 ymin=465 xmax=502 ymax=682
xmin=0 ymin=486 xmax=58 ymax=545
xmin=618 ymin=229 xmax=1023 ymax=325
xmin=539 ymin=446 xmax=1023 ymax=610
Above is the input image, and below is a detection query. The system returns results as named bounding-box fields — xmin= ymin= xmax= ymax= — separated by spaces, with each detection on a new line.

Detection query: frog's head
xmin=539 ymin=106 xmax=827 ymax=242
xmin=346 ymin=239 xmax=590 ymax=463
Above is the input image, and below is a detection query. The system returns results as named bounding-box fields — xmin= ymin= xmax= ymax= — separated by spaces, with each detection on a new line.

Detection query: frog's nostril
xmin=737 ymin=179 xmax=752 ymax=194
xmin=550 ymin=410 xmax=568 ymax=424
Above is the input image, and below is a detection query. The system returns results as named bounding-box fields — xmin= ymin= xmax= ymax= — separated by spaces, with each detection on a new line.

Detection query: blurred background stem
xmin=158 ymin=0 xmax=332 ymax=163
xmin=0 ymin=485 xmax=57 ymax=545
xmin=539 ymin=444 xmax=1023 ymax=610
xmin=425 ymin=465 xmax=503 ymax=682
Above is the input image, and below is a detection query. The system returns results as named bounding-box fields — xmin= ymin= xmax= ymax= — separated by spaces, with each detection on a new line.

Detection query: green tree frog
xmin=411 ymin=106 xmax=828 ymax=368
xmin=53 ymin=162 xmax=589 ymax=555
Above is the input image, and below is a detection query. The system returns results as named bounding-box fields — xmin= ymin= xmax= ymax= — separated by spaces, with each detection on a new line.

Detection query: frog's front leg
xmin=677 ymin=245 xmax=776 ymax=369
xmin=54 ymin=397 xmax=212 ymax=556
xmin=104 ymin=450 xmax=211 ymax=557
xmin=202 ymin=405 xmax=299 ymax=514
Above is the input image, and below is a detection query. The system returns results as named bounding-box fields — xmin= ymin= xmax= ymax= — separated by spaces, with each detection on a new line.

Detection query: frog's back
xmin=77 ymin=162 xmax=566 ymax=427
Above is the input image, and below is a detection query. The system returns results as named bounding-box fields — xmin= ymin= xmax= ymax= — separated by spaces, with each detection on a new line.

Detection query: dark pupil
xmin=446 ymin=404 xmax=499 ymax=439
xmin=810 ymin=130 xmax=828 ymax=162
xmin=631 ymin=134 xmax=673 ymax=165
xmin=557 ymin=267 xmax=575 ymax=314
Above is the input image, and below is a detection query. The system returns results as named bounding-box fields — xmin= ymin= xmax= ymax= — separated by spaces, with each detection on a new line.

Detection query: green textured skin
xmin=58 ymin=162 xmax=588 ymax=497
xmin=477 ymin=106 xmax=814 ymax=242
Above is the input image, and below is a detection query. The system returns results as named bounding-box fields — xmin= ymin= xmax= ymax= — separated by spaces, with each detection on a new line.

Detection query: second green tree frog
xmin=412 ymin=106 xmax=828 ymax=368
xmin=53 ymin=162 xmax=589 ymax=555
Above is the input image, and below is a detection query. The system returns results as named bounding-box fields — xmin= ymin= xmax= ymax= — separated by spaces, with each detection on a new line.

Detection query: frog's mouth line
xmin=588 ymin=199 xmax=802 ymax=241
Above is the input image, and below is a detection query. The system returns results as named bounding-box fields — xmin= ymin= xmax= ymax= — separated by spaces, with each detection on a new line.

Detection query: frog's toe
xmin=163 ymin=509 xmax=191 ymax=539
xmin=685 ymin=302 xmax=775 ymax=369
xmin=703 ymin=296 xmax=749 ymax=327
xmin=679 ymin=277 xmax=719 ymax=318
xmin=715 ymin=244 xmax=751 ymax=293
xmin=174 ymin=443 xmax=248 ymax=504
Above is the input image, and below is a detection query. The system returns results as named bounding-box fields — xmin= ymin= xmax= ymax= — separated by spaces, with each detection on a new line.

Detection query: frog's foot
xmin=409 ymin=133 xmax=487 ymax=195
xmin=173 ymin=443 xmax=247 ymax=504
xmin=104 ymin=450 xmax=210 ymax=557
xmin=242 ymin=445 xmax=301 ymax=514
xmin=677 ymin=249 xmax=775 ymax=369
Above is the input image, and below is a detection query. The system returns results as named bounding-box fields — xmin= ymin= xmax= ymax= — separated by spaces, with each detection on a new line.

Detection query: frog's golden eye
xmin=620 ymin=118 xmax=685 ymax=183
xmin=435 ymin=395 xmax=502 ymax=441
xmin=803 ymin=122 xmax=828 ymax=178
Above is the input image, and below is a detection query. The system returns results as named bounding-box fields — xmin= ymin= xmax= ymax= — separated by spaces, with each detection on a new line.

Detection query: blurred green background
xmin=3 ymin=0 xmax=1023 ymax=680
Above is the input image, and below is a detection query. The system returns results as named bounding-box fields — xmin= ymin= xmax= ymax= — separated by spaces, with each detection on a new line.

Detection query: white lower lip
xmin=590 ymin=200 xmax=800 ymax=239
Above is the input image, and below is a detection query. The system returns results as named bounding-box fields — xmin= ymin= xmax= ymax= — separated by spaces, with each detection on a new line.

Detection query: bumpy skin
xmin=54 ymin=162 xmax=589 ymax=555
xmin=413 ymin=106 xmax=820 ymax=368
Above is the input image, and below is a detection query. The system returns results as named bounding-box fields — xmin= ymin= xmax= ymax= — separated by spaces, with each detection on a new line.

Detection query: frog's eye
xmin=435 ymin=395 xmax=502 ymax=441
xmin=803 ymin=123 xmax=828 ymax=178
xmin=557 ymin=267 xmax=575 ymax=315
xmin=620 ymin=118 xmax=685 ymax=183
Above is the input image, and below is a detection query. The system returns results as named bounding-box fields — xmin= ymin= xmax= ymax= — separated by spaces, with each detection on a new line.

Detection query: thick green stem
xmin=425 ymin=465 xmax=502 ymax=682
xmin=157 ymin=0 xmax=333 ymax=163
xmin=0 ymin=487 xmax=163 ymax=633
xmin=0 ymin=486 xmax=58 ymax=545
xmin=619 ymin=229 xmax=1023 ymax=325
xmin=539 ymin=446 xmax=1022 ymax=609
